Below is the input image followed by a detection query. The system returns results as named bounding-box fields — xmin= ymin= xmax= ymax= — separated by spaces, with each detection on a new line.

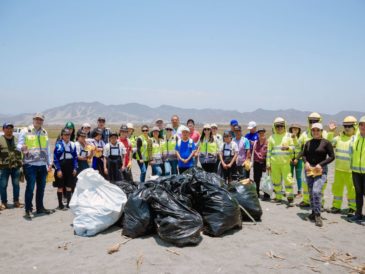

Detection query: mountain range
xmin=0 ymin=102 xmax=363 ymax=126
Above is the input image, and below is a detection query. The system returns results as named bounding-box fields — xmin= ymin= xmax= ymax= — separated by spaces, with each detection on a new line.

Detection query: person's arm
xmin=72 ymin=144 xmax=78 ymax=175
xmin=103 ymin=145 xmax=109 ymax=174
xmin=266 ymin=138 xmax=272 ymax=171
xmin=53 ymin=144 xmax=61 ymax=171
xmin=16 ymin=130 xmax=26 ymax=151
xmin=120 ymin=145 xmax=126 ymax=170
xmin=245 ymin=139 xmax=251 ymax=161
xmin=318 ymin=140 xmax=335 ymax=167
xmin=185 ymin=142 xmax=197 ymax=162
xmin=136 ymin=138 xmax=143 ymax=162
xmin=229 ymin=144 xmax=238 ymax=167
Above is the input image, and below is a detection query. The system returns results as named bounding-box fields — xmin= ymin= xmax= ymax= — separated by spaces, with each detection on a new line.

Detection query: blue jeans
xmin=0 ymin=168 xmax=20 ymax=203
xmin=137 ymin=161 xmax=149 ymax=182
xmin=306 ymin=170 xmax=327 ymax=214
xmin=152 ymin=164 xmax=163 ymax=176
xmin=164 ymin=160 xmax=178 ymax=176
xmin=23 ymin=164 xmax=47 ymax=212
xmin=291 ymin=159 xmax=303 ymax=192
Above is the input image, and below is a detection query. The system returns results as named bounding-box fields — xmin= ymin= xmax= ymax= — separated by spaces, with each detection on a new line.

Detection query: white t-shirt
xmin=75 ymin=141 xmax=88 ymax=158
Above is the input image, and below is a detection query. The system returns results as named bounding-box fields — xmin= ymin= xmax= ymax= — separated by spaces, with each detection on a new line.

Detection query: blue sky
xmin=0 ymin=0 xmax=364 ymax=114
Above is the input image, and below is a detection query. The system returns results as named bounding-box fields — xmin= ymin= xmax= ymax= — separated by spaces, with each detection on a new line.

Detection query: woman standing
xmin=75 ymin=131 xmax=92 ymax=174
xmin=136 ymin=125 xmax=151 ymax=182
xmin=301 ymin=123 xmax=335 ymax=227
xmin=53 ymin=129 xmax=78 ymax=209
xmin=90 ymin=129 xmax=106 ymax=178
xmin=198 ymin=124 xmax=219 ymax=173
xmin=162 ymin=124 xmax=178 ymax=176
xmin=289 ymin=124 xmax=303 ymax=197
xmin=219 ymin=131 xmax=238 ymax=183
xmin=150 ymin=127 xmax=164 ymax=176
xmin=253 ymin=128 xmax=268 ymax=200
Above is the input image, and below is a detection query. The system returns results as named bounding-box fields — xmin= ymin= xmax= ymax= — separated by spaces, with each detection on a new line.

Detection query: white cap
xmin=126 ymin=123 xmax=134 ymax=129
xmin=82 ymin=123 xmax=91 ymax=128
xmin=211 ymin=123 xmax=218 ymax=128
xmin=247 ymin=121 xmax=257 ymax=130
xmin=311 ymin=123 xmax=323 ymax=130
xmin=180 ymin=125 xmax=190 ymax=132
xmin=203 ymin=123 xmax=211 ymax=129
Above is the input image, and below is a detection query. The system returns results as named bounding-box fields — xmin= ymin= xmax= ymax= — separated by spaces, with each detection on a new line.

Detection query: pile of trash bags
xmin=70 ymin=167 xmax=263 ymax=247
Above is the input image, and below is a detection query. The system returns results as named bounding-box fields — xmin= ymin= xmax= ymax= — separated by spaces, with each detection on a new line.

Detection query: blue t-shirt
xmin=245 ymin=132 xmax=259 ymax=150
xmin=175 ymin=139 xmax=196 ymax=168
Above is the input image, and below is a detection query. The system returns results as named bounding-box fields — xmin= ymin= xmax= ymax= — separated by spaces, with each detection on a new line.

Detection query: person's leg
xmin=57 ymin=187 xmax=64 ymax=209
xmin=301 ymin=170 xmax=310 ymax=205
xmin=24 ymin=165 xmax=36 ymax=212
xmin=152 ymin=164 xmax=162 ymax=176
xmin=352 ymin=172 xmax=364 ymax=217
xmin=253 ymin=162 xmax=262 ymax=197
xmin=35 ymin=165 xmax=47 ymax=211
xmin=312 ymin=174 xmax=327 ymax=215
xmin=171 ymin=160 xmax=178 ymax=175
xmin=344 ymin=172 xmax=356 ymax=211
xmin=306 ymin=176 xmax=314 ymax=211
xmin=138 ymin=161 xmax=147 ymax=182
xmin=0 ymin=168 xmax=10 ymax=205
xmin=283 ymin=164 xmax=294 ymax=204
xmin=332 ymin=170 xmax=344 ymax=210
xmin=271 ymin=164 xmax=283 ymax=201
xmin=164 ymin=161 xmax=172 ymax=176
xmin=10 ymin=168 xmax=21 ymax=204
xmin=296 ymin=160 xmax=303 ymax=194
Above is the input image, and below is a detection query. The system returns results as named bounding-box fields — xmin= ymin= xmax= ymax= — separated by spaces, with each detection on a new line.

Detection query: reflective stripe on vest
xmin=162 ymin=137 xmax=177 ymax=158
xmin=199 ymin=140 xmax=218 ymax=163
xmin=151 ymin=139 xmax=162 ymax=160
xmin=24 ymin=128 xmax=48 ymax=163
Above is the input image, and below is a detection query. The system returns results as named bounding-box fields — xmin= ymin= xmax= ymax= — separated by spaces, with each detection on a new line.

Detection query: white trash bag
xmin=69 ymin=168 xmax=127 ymax=236
xmin=260 ymin=172 xmax=274 ymax=196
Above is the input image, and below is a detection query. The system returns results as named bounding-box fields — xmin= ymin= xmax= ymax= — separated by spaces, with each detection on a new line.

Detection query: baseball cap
xmin=257 ymin=128 xmax=266 ymax=133
xmin=230 ymin=119 xmax=238 ymax=126
xmin=82 ymin=123 xmax=91 ymax=128
xmin=33 ymin=113 xmax=45 ymax=120
xmin=165 ymin=124 xmax=173 ymax=130
xmin=155 ymin=118 xmax=163 ymax=124
xmin=120 ymin=124 xmax=128 ymax=131
xmin=234 ymin=125 xmax=242 ymax=131
xmin=61 ymin=128 xmax=71 ymax=136
xmin=109 ymin=131 xmax=119 ymax=137
xmin=180 ymin=125 xmax=190 ymax=132
xmin=152 ymin=126 xmax=160 ymax=132
xmin=247 ymin=121 xmax=257 ymax=130
xmin=97 ymin=117 xmax=106 ymax=122
xmin=2 ymin=122 xmax=14 ymax=129
xmin=211 ymin=123 xmax=218 ymax=128
xmin=127 ymin=123 xmax=134 ymax=129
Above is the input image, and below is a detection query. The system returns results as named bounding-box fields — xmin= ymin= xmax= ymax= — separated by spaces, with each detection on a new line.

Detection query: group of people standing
xmin=0 ymin=112 xmax=364 ymax=228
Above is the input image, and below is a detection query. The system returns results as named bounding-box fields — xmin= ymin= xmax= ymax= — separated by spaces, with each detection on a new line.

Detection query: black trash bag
xmin=228 ymin=180 xmax=263 ymax=221
xmin=114 ymin=181 xmax=138 ymax=198
xmin=184 ymin=168 xmax=242 ymax=237
xmin=146 ymin=185 xmax=203 ymax=247
xmin=122 ymin=188 xmax=155 ymax=238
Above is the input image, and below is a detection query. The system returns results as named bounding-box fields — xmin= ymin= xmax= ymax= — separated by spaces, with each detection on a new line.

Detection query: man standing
xmin=0 ymin=123 xmax=23 ymax=210
xmin=91 ymin=117 xmax=110 ymax=144
xmin=233 ymin=125 xmax=251 ymax=179
xmin=17 ymin=113 xmax=53 ymax=219
xmin=245 ymin=121 xmax=259 ymax=150
xmin=171 ymin=115 xmax=183 ymax=138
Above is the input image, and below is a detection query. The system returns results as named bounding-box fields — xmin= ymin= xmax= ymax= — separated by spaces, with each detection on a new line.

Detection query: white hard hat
xmin=126 ymin=123 xmax=134 ymax=129
xmin=247 ymin=121 xmax=257 ymax=129
xmin=311 ymin=123 xmax=323 ymax=130
xmin=274 ymin=117 xmax=285 ymax=125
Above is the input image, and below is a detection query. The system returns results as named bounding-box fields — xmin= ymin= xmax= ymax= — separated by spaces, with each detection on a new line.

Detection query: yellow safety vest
xmin=267 ymin=132 xmax=294 ymax=166
xmin=23 ymin=126 xmax=49 ymax=164
xmin=199 ymin=139 xmax=218 ymax=164
xmin=151 ymin=138 xmax=162 ymax=162
xmin=333 ymin=133 xmax=353 ymax=172
xmin=136 ymin=135 xmax=149 ymax=161
xmin=351 ymin=134 xmax=365 ymax=174
xmin=162 ymin=136 xmax=177 ymax=160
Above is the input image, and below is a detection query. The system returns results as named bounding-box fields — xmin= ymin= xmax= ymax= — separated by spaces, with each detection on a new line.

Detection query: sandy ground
xmin=0 ymin=163 xmax=364 ymax=274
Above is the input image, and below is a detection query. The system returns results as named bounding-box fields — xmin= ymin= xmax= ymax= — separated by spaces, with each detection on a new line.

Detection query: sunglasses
xmin=204 ymin=128 xmax=211 ymax=131
xmin=166 ymin=128 xmax=173 ymax=131
xmin=142 ymin=129 xmax=149 ymax=132
xmin=344 ymin=125 xmax=354 ymax=129
xmin=275 ymin=125 xmax=284 ymax=128
xmin=309 ymin=120 xmax=320 ymax=124
xmin=311 ymin=129 xmax=321 ymax=132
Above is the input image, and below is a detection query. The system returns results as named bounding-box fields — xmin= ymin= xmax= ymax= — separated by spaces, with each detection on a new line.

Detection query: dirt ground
xmin=0 ymin=163 xmax=364 ymax=274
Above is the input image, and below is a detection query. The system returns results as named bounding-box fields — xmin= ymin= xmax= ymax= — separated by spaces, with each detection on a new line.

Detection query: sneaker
xmin=14 ymin=201 xmax=24 ymax=208
xmin=262 ymin=195 xmax=271 ymax=201
xmin=346 ymin=208 xmax=356 ymax=217
xmin=348 ymin=214 xmax=363 ymax=223
xmin=25 ymin=211 xmax=34 ymax=219
xmin=36 ymin=208 xmax=52 ymax=215
xmin=57 ymin=204 xmax=65 ymax=210
xmin=298 ymin=201 xmax=310 ymax=207
xmin=287 ymin=199 xmax=294 ymax=207
xmin=328 ymin=207 xmax=341 ymax=214
xmin=315 ymin=215 xmax=323 ymax=227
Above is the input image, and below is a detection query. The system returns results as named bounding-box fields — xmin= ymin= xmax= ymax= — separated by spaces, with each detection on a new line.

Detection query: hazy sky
xmin=0 ymin=0 xmax=364 ymax=114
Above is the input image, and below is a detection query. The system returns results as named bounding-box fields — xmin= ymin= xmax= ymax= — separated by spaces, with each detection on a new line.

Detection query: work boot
xmin=346 ymin=208 xmax=356 ymax=217
xmin=0 ymin=203 xmax=8 ymax=210
xmin=307 ymin=211 xmax=315 ymax=221
xmin=25 ymin=210 xmax=34 ymax=220
xmin=328 ymin=207 xmax=341 ymax=214
xmin=14 ymin=201 xmax=24 ymax=208
xmin=348 ymin=214 xmax=363 ymax=224
xmin=57 ymin=192 xmax=64 ymax=210
xmin=315 ymin=214 xmax=323 ymax=227
xmin=298 ymin=201 xmax=310 ymax=207
xmin=287 ymin=198 xmax=294 ymax=207
xmin=36 ymin=208 xmax=52 ymax=215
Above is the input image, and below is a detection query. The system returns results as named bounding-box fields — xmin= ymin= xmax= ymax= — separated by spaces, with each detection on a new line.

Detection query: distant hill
xmin=1 ymin=102 xmax=364 ymax=126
